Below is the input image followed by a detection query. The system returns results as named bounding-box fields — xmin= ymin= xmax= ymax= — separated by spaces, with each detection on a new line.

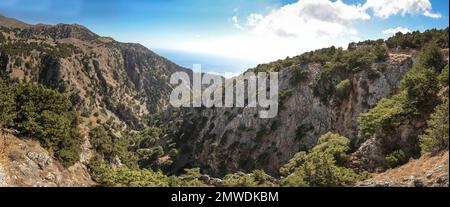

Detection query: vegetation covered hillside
xmin=152 ymin=28 xmax=448 ymax=179
xmin=85 ymin=28 xmax=448 ymax=187
xmin=1 ymin=15 xmax=448 ymax=187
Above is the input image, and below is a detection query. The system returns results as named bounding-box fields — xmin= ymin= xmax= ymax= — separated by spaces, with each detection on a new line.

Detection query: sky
xmin=0 ymin=0 xmax=449 ymax=75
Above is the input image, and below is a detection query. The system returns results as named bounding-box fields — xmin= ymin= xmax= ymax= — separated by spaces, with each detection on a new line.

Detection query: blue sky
xmin=0 ymin=0 xmax=448 ymax=75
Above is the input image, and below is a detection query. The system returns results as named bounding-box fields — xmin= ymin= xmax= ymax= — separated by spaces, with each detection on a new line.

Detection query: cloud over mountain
xmin=362 ymin=0 xmax=442 ymax=19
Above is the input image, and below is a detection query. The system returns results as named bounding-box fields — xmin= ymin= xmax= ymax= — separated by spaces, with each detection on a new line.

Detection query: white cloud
xmin=231 ymin=16 xmax=244 ymax=30
xmin=362 ymin=0 xmax=441 ymax=19
xmin=423 ymin=10 xmax=442 ymax=19
xmin=383 ymin=27 xmax=412 ymax=36
xmin=249 ymin=0 xmax=369 ymax=38
xmin=247 ymin=13 xmax=264 ymax=27
xmin=169 ymin=0 xmax=369 ymax=64
xmin=159 ymin=0 xmax=441 ymax=71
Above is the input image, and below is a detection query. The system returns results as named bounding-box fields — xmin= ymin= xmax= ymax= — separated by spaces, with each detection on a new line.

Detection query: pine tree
xmin=0 ymin=79 xmax=15 ymax=128
xmin=419 ymin=98 xmax=449 ymax=154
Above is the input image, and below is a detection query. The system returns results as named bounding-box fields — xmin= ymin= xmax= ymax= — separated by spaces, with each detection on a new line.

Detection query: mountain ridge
xmin=1 ymin=14 xmax=448 ymax=187
xmin=1 ymin=14 xmax=191 ymax=126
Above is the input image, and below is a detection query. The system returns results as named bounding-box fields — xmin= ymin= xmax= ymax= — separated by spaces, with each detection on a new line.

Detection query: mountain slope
xmin=1 ymin=15 xmax=189 ymax=129
xmin=0 ymin=15 xmax=30 ymax=29
xmin=161 ymin=48 xmax=415 ymax=176
xmin=157 ymin=31 xmax=448 ymax=177
xmin=1 ymin=15 xmax=448 ymax=187
xmin=1 ymin=15 xmax=190 ymax=185
xmin=358 ymin=152 xmax=449 ymax=187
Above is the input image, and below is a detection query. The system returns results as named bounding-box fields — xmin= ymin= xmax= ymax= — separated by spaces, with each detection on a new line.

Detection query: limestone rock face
xmin=1 ymin=15 xmax=448 ymax=186
xmin=0 ymin=131 xmax=94 ymax=187
xmin=169 ymin=53 xmax=414 ymax=176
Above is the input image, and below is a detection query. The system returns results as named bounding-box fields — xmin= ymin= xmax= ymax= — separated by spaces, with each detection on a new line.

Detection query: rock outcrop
xmin=0 ymin=130 xmax=94 ymax=187
xmin=358 ymin=151 xmax=449 ymax=187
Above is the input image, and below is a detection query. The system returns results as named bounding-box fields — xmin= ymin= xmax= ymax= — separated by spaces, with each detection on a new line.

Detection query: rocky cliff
xmin=1 ymin=15 xmax=448 ymax=187
xmin=157 ymin=31 xmax=448 ymax=178
xmin=0 ymin=129 xmax=93 ymax=186
xmin=163 ymin=51 xmax=416 ymax=176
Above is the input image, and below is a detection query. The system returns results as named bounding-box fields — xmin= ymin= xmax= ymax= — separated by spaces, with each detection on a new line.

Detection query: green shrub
xmin=169 ymin=148 xmax=179 ymax=157
xmin=281 ymin=171 xmax=309 ymax=187
xmin=398 ymin=43 xmax=444 ymax=114
xmin=169 ymin=168 xmax=207 ymax=187
xmin=414 ymin=43 xmax=445 ymax=72
xmin=439 ymin=65 xmax=449 ymax=86
xmin=223 ymin=170 xmax=275 ymax=187
xmin=357 ymin=93 xmax=407 ymax=139
xmin=312 ymin=65 xmax=343 ymax=104
xmin=281 ymin=133 xmax=367 ymax=187
xmin=10 ymin=83 xmax=82 ymax=167
xmin=134 ymin=145 xmax=166 ymax=170
xmin=94 ymin=166 xmax=169 ymax=187
xmin=282 ymin=152 xmax=365 ymax=187
xmin=385 ymin=150 xmax=408 ymax=168
xmin=372 ymin=44 xmax=389 ymax=62
xmin=312 ymin=132 xmax=353 ymax=166
xmin=290 ymin=69 xmax=309 ymax=85
xmin=38 ymin=111 xmax=82 ymax=167
xmin=132 ymin=127 xmax=163 ymax=148
xmin=0 ymin=79 xmax=15 ymax=127
xmin=89 ymin=126 xmax=113 ymax=154
xmin=386 ymin=28 xmax=448 ymax=49
xmin=419 ymin=98 xmax=449 ymax=154
xmin=368 ymin=69 xmax=381 ymax=81
xmin=401 ymin=67 xmax=440 ymax=113
xmin=280 ymin=151 xmax=307 ymax=177
xmin=310 ymin=44 xmax=382 ymax=104
xmin=89 ymin=126 xmax=138 ymax=168
xmin=335 ymin=79 xmax=352 ymax=99
xmin=343 ymin=47 xmax=374 ymax=71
